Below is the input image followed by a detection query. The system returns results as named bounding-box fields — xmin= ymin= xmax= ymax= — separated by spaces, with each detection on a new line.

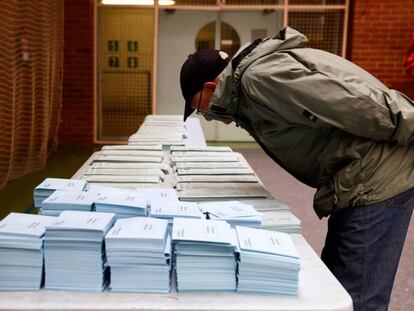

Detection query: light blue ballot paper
xmin=43 ymin=211 xmax=115 ymax=292
xmin=34 ymin=178 xmax=87 ymax=208
xmin=105 ymin=213 xmax=171 ymax=292
xmin=0 ymin=213 xmax=57 ymax=291
xmin=235 ymin=226 xmax=300 ymax=295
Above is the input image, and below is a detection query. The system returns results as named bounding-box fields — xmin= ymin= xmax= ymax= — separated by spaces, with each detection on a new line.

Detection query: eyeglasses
xmin=195 ymin=89 xmax=204 ymax=115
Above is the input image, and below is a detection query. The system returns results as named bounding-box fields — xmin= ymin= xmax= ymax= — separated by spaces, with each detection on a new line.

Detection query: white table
xmin=0 ymin=235 xmax=352 ymax=311
xmin=0 ymin=116 xmax=353 ymax=311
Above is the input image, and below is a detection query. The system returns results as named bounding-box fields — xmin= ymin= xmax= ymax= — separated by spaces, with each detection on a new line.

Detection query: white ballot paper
xmin=174 ymin=161 xmax=248 ymax=169
xmin=171 ymin=156 xmax=240 ymax=163
xmin=171 ymin=151 xmax=239 ymax=157
xmin=91 ymin=162 xmax=170 ymax=173
xmin=93 ymin=154 xmax=163 ymax=163
xmin=83 ymin=175 xmax=161 ymax=184
xmin=84 ymin=168 xmax=165 ymax=178
xmin=174 ymin=175 xmax=259 ymax=183
xmin=170 ymin=146 xmax=232 ymax=152
xmin=199 ymin=201 xmax=261 ymax=218
xmin=176 ymin=168 xmax=254 ymax=176
xmin=150 ymin=201 xmax=203 ymax=219
xmin=137 ymin=188 xmax=179 ymax=203
xmin=98 ymin=150 xmax=164 ymax=157
xmin=101 ymin=145 xmax=162 ymax=151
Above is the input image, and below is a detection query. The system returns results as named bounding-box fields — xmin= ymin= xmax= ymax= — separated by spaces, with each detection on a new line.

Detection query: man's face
xmin=190 ymin=82 xmax=232 ymax=124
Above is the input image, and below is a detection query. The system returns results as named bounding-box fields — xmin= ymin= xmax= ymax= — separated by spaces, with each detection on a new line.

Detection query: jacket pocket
xmin=333 ymin=159 xmax=364 ymax=208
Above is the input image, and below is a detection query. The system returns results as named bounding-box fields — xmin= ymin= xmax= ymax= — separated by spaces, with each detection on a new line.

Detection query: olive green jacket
xmin=204 ymin=27 xmax=414 ymax=218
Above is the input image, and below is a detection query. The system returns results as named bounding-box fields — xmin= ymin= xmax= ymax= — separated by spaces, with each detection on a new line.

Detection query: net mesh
xmin=0 ymin=0 xmax=63 ymax=189
xmin=288 ymin=10 xmax=345 ymax=55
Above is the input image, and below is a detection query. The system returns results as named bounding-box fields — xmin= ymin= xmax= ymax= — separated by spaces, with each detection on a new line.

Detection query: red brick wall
xmin=351 ymin=0 xmax=414 ymax=98
xmin=59 ymin=0 xmax=95 ymax=144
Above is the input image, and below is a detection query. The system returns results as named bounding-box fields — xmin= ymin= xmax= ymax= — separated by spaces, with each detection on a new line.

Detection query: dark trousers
xmin=321 ymin=188 xmax=414 ymax=311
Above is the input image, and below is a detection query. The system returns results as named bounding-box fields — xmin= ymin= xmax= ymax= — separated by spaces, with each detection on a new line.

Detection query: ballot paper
xmin=43 ymin=211 xmax=115 ymax=292
xmin=105 ymin=217 xmax=172 ymax=292
xmin=236 ymin=226 xmax=300 ymax=295
xmin=136 ymin=188 xmax=179 ymax=203
xmin=129 ymin=134 xmax=184 ymax=141
xmin=261 ymin=211 xmax=302 ymax=234
xmin=170 ymin=146 xmax=232 ymax=152
xmin=172 ymin=218 xmax=236 ymax=291
xmin=101 ymin=145 xmax=162 ymax=151
xmin=128 ymin=140 xmax=185 ymax=147
xmin=150 ymin=201 xmax=203 ymax=233
xmin=34 ymin=178 xmax=87 ymax=208
xmin=98 ymin=150 xmax=164 ymax=157
xmin=94 ymin=192 xmax=148 ymax=219
xmin=171 ymin=151 xmax=239 ymax=157
xmin=87 ymin=182 xmax=160 ymax=189
xmin=174 ymin=161 xmax=248 ymax=169
xmin=138 ymin=127 xmax=186 ymax=134
xmin=83 ymin=175 xmax=161 ymax=184
xmin=176 ymin=168 xmax=255 ymax=176
xmin=93 ymin=154 xmax=163 ymax=163
xmin=171 ymin=155 xmax=241 ymax=163
xmin=150 ymin=201 xmax=202 ymax=219
xmin=145 ymin=114 xmax=184 ymax=121
xmin=84 ymin=168 xmax=165 ymax=178
xmin=91 ymin=162 xmax=170 ymax=173
xmin=0 ymin=213 xmax=56 ymax=290
xmin=174 ymin=175 xmax=259 ymax=184
xmin=40 ymin=190 xmax=95 ymax=216
xmin=237 ymin=198 xmax=290 ymax=211
xmin=199 ymin=201 xmax=262 ymax=229
xmin=177 ymin=183 xmax=271 ymax=200
xmin=85 ymin=184 xmax=135 ymax=196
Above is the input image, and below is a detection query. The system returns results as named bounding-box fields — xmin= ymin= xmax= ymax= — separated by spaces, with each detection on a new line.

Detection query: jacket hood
xmin=205 ymin=27 xmax=308 ymax=121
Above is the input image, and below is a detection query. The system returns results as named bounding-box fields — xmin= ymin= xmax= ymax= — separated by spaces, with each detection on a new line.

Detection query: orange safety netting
xmin=0 ymin=0 xmax=63 ymax=189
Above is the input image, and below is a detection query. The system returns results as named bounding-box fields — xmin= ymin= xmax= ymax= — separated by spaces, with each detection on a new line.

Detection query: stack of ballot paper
xmin=238 ymin=198 xmax=290 ymax=212
xmin=90 ymin=162 xmax=170 ymax=174
xmin=174 ymin=175 xmax=259 ymax=184
xmin=261 ymin=211 xmax=302 ymax=234
xmin=0 ymin=213 xmax=56 ymax=290
xmin=105 ymin=217 xmax=171 ymax=292
xmin=236 ymin=226 xmax=300 ymax=295
xmin=200 ymin=201 xmax=262 ymax=229
xmin=177 ymin=182 xmax=271 ymax=201
xmin=174 ymin=161 xmax=249 ymax=170
xmin=170 ymin=146 xmax=233 ymax=153
xmin=145 ymin=114 xmax=184 ymax=121
xmin=40 ymin=190 xmax=95 ymax=216
xmin=128 ymin=118 xmax=186 ymax=147
xmin=101 ymin=144 xmax=163 ymax=151
xmin=136 ymin=187 xmax=180 ymax=203
xmin=94 ymin=192 xmax=148 ymax=219
xmin=172 ymin=218 xmax=237 ymax=291
xmin=43 ymin=211 xmax=115 ymax=291
xmin=93 ymin=150 xmax=163 ymax=163
xmin=33 ymin=178 xmax=87 ymax=208
xmin=150 ymin=201 xmax=203 ymax=233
